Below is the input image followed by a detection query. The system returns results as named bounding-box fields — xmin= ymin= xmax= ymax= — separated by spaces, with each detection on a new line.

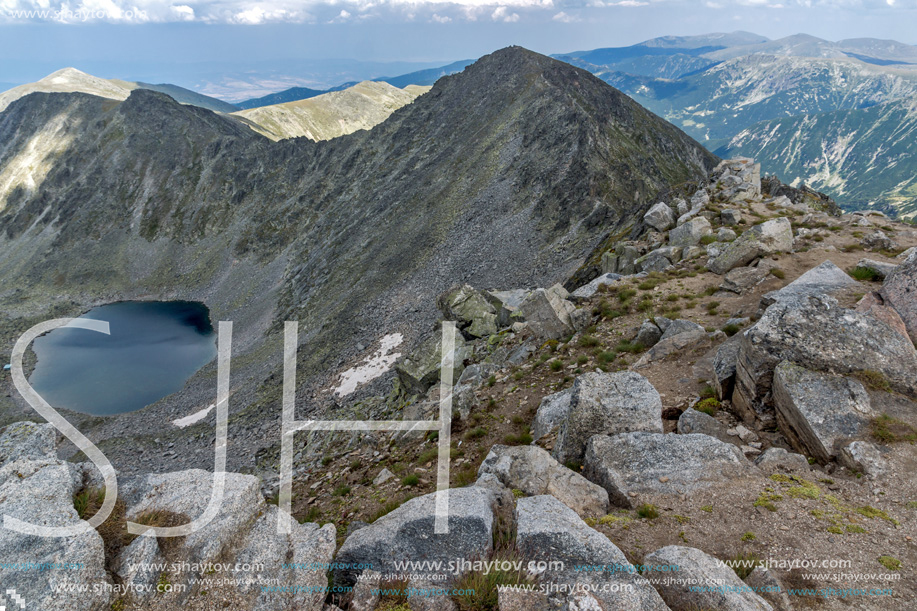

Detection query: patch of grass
xmin=615 ymin=340 xmax=644 ymax=354
xmin=727 ymin=552 xmax=762 ymax=580
xmin=770 ymin=268 xmax=786 ymax=279
xmin=870 ymin=414 xmax=917 ymax=444
xmin=786 ymin=478 xmax=821 ymax=500
xmin=699 ymin=385 xmax=716 ymax=399
xmin=598 ymin=351 xmax=617 ymax=365
xmin=578 ymin=334 xmax=600 ymax=348
xmin=855 ymin=370 xmax=892 ymax=392
xmin=451 ymin=549 xmax=533 ymax=611
xmin=754 ymin=491 xmax=782 ymax=512
xmin=636 ymin=504 xmax=659 ymax=519
xmin=465 ymin=427 xmax=488 ymax=440
xmin=486 ymin=375 xmax=496 ymax=387
xmin=401 ymin=474 xmax=420 ymax=487
xmin=332 ymin=485 xmax=352 ymax=497
xmin=846 ymin=524 xmax=867 ymax=534
xmin=695 ymin=397 xmax=720 ymax=416
xmin=700 ymin=234 xmax=717 ymax=245
xmin=576 ymin=355 xmax=589 ymax=365
xmin=454 ymin=466 xmax=478 ymax=487
xmin=321 ymin=456 xmax=333 ymax=466
xmin=504 ymin=431 xmax=533 ymax=446
xmin=700 ymin=504 xmax=713 ymax=513
xmin=549 ymin=359 xmax=564 ymax=372
xmin=673 ymin=514 xmax=691 ymax=524
xmin=850 ymin=266 xmax=881 ymax=281
xmin=906 ymin=501 xmax=917 ymax=509
xmin=878 ymin=556 xmax=901 ymax=571
xmin=741 ymin=531 xmax=756 ymax=541
xmin=722 ymin=323 xmax=741 ymax=336
xmin=597 ymin=513 xmax=634 ymax=528
xmin=618 ymin=288 xmax=637 ymax=302
xmin=702 ymin=286 xmax=718 ymax=296
xmin=73 ymin=487 xmax=106 ymax=520
xmin=856 ymin=505 xmax=899 ymax=525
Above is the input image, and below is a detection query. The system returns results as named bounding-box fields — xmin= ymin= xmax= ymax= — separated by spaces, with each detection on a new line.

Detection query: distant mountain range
xmin=231 ymin=81 xmax=430 ymax=141
xmin=555 ymin=32 xmax=917 ymax=218
xmin=233 ymin=59 xmax=473 ymax=110
xmin=0 ymin=68 xmax=237 ymax=114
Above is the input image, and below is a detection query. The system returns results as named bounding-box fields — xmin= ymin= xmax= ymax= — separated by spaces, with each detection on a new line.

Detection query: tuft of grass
xmin=451 ymin=549 xmax=533 ymax=611
xmin=700 ymin=385 xmax=716 ymax=399
xmin=727 ymin=552 xmax=762 ymax=580
xmin=332 ymin=485 xmax=352 ymax=497
xmin=636 ymin=504 xmax=659 ymax=520
xmin=486 ymin=375 xmax=496 ymax=387
xmin=856 ymin=505 xmax=899 ymax=525
xmin=870 ymin=414 xmax=917 ymax=444
xmin=578 ymin=334 xmax=600 ymax=348
xmin=549 ymin=359 xmax=564 ymax=372
xmin=597 ymin=513 xmax=634 ymax=528
xmin=465 ymin=427 xmax=488 ymax=440
xmin=850 ymin=266 xmax=881 ymax=281
xmin=598 ymin=351 xmax=618 ymax=365
xmin=741 ymin=531 xmax=756 ymax=542
xmin=854 ymin=370 xmax=891 ymax=393
xmin=770 ymin=268 xmax=786 ymax=279
xmin=700 ymin=234 xmax=717 ymax=245
xmin=722 ymin=323 xmax=741 ymax=336
xmin=504 ymin=431 xmax=533 ymax=446
xmin=878 ymin=556 xmax=901 ymax=571
xmin=401 ymin=474 xmax=420 ymax=487
xmin=700 ymin=504 xmax=713 ymax=513
xmin=695 ymin=397 xmax=720 ymax=416
xmin=754 ymin=491 xmax=782 ymax=512
xmin=615 ymin=340 xmax=644 ymax=354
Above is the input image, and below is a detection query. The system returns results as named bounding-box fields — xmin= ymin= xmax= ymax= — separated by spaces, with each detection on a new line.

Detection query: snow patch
xmin=333 ymin=333 xmax=403 ymax=398
xmin=172 ymin=403 xmax=215 ymax=428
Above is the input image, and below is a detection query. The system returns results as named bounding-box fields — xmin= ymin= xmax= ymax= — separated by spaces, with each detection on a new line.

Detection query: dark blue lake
xmin=29 ymin=301 xmax=217 ymax=416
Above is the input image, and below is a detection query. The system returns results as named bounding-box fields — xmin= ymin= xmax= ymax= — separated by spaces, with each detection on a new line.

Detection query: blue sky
xmin=1 ymin=0 xmax=915 ymax=98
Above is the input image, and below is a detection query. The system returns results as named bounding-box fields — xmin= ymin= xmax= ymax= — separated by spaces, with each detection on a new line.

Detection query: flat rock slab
xmin=554 ymin=372 xmax=663 ymax=464
xmin=571 ymin=273 xmax=624 ymax=300
xmin=733 ymin=294 xmax=917 ymax=428
xmin=643 ymin=546 xmax=774 ymax=611
xmin=677 ymin=408 xmax=734 ymax=445
xmin=477 ymin=444 xmax=608 ymax=517
xmin=855 ymin=291 xmax=910 ymax=340
xmin=760 ymin=259 xmax=860 ymax=309
xmin=584 ymin=432 xmax=755 ymax=507
xmin=515 ymin=495 xmax=669 ymax=611
xmin=333 ymin=487 xmax=496 ymax=586
xmin=773 ymin=361 xmax=874 ymax=464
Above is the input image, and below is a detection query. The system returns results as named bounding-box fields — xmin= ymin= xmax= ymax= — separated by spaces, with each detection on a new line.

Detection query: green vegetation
xmin=854 ymin=370 xmax=891 ymax=392
xmin=695 ymin=397 xmax=720 ymax=416
xmin=878 ymin=556 xmax=901 ymax=571
xmin=741 ymin=531 xmax=756 ymax=542
xmin=401 ymin=474 xmax=419 ymax=487
xmin=850 ymin=266 xmax=881 ymax=281
xmin=871 ymin=414 xmax=917 ymax=443
xmin=637 ymin=504 xmax=660 ymax=519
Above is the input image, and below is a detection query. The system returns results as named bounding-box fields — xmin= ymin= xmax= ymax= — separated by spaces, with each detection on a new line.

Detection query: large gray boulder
xmin=668 ymin=216 xmax=711 ymax=248
xmin=753 ymin=447 xmax=810 ymax=473
xmin=487 ymin=289 xmax=530 ymax=328
xmin=120 ymin=469 xmax=264 ymax=579
xmin=395 ymin=332 xmax=470 ymax=396
xmin=745 ymin=566 xmax=793 ymax=611
xmin=232 ymin=505 xmax=337 ymax=611
xmin=855 ymin=292 xmax=910 ymax=340
xmin=721 ymin=266 xmax=768 ymax=295
xmin=677 ymin=408 xmax=733 ymax=444
xmin=477 ymin=445 xmax=608 ymax=517
xmin=759 ymin=260 xmax=860 ymax=309
xmin=554 ymin=372 xmax=663 ymax=465
xmin=333 ymin=487 xmax=497 ymax=586
xmin=643 ymin=546 xmax=774 ymax=611
xmin=515 ymin=496 xmax=670 ymax=611
xmin=437 ymin=284 xmax=498 ymax=338
xmin=571 ymin=273 xmax=623 ymax=300
xmin=0 ymin=423 xmax=112 ymax=611
xmin=644 ymin=202 xmax=676 ymax=232
xmin=773 ymin=361 xmax=874 ymax=464
xmin=733 ymin=294 xmax=917 ymax=428
xmin=636 ymin=246 xmax=682 ymax=273
xmin=838 ymin=440 xmax=887 ymax=479
xmin=519 ymin=287 xmax=577 ymax=341
xmin=634 ymin=321 xmax=708 ymax=368
xmin=635 ymin=319 xmax=663 ymax=348
xmin=532 ymin=387 xmax=573 ymax=442
xmin=660 ymin=319 xmax=705 ymax=341
xmin=584 ymin=432 xmax=755 ymax=507
xmin=880 ymin=250 xmax=917 ymax=343
xmin=708 ymin=218 xmax=793 ymax=275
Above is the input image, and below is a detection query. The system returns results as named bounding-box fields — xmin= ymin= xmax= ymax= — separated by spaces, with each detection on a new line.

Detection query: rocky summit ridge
xmin=3 ymin=154 xmax=917 ymax=610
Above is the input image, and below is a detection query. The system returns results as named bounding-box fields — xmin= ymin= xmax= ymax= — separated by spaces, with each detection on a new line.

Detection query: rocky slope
xmin=3 ymin=157 xmax=916 ymax=611
xmin=231 ymin=81 xmax=430 ymax=141
xmin=0 ymin=46 xmax=717 ymax=480
xmin=0 ymin=67 xmax=237 ymax=114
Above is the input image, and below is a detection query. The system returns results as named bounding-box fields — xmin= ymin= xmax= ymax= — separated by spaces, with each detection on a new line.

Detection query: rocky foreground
xmin=2 ymin=159 xmax=917 ymax=610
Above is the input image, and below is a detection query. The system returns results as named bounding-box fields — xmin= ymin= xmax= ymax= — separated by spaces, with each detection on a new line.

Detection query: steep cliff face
xmin=0 ymin=46 xmax=717 ymax=472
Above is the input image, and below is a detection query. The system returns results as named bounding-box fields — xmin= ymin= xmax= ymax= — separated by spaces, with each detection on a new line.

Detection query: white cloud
xmin=491 ymin=5 xmax=520 ymax=20
xmin=552 ymin=9 xmax=577 ymax=19
xmin=431 ymin=11 xmax=451 ymax=20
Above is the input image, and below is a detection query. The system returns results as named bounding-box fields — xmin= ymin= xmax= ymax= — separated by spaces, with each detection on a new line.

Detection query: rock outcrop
xmin=584 ymin=432 xmax=755 ymax=507
xmin=553 ymin=372 xmax=663 ymax=464
xmin=477 ymin=445 xmax=608 ymax=517
xmin=708 ymin=218 xmax=793 ymax=275
xmin=880 ymin=250 xmax=917 ymax=343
